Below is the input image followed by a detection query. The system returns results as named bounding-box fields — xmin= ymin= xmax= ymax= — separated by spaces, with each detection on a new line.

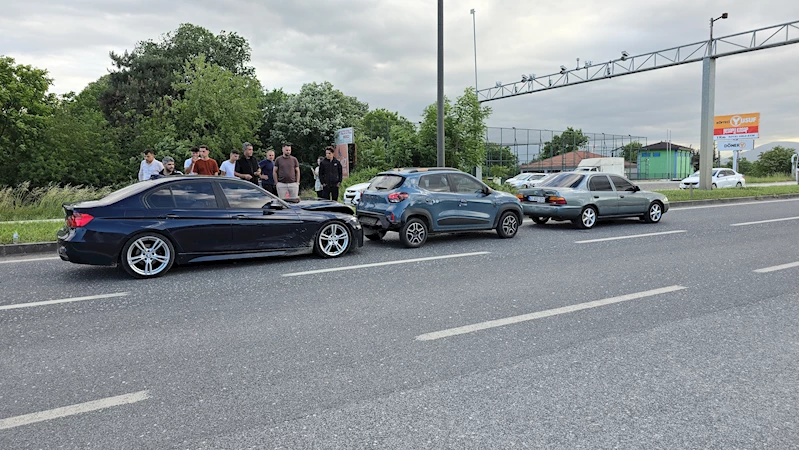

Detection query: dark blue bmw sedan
xmin=57 ymin=177 xmax=363 ymax=278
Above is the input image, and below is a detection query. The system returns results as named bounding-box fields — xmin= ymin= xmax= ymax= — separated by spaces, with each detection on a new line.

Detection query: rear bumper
xmin=356 ymin=211 xmax=397 ymax=232
xmin=57 ymin=227 xmax=119 ymax=266
xmin=522 ymin=203 xmax=581 ymax=220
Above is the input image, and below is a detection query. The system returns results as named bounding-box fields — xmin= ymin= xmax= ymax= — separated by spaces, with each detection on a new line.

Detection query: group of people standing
xmin=137 ymin=142 xmax=343 ymax=201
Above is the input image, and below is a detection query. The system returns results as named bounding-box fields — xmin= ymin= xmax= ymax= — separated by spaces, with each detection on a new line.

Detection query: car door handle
xmin=593 ymin=195 xmax=599 ymax=199
xmin=233 ymin=214 xmax=248 ymax=219
xmin=619 ymin=195 xmax=625 ymax=198
xmin=165 ymin=214 xmax=178 ymax=218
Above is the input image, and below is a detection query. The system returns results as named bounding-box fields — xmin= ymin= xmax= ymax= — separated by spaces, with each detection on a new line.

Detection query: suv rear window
xmin=369 ymin=175 xmax=405 ymax=191
xmin=539 ymin=173 xmax=585 ymax=188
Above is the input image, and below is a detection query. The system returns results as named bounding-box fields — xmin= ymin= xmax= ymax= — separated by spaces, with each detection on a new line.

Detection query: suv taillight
xmin=66 ymin=212 xmax=94 ymax=228
xmin=388 ymin=192 xmax=409 ymax=203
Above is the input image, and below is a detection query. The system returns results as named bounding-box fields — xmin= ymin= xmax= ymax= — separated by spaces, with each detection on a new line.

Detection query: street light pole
xmin=470 ymin=8 xmax=478 ymax=96
xmin=437 ymin=0 xmax=445 ymax=167
xmin=699 ymin=12 xmax=728 ymax=190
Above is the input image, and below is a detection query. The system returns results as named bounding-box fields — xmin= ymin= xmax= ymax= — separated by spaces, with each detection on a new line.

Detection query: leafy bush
xmin=483 ymin=179 xmax=517 ymax=194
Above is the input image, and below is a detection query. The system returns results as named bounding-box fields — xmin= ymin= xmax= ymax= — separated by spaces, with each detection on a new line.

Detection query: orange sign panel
xmin=713 ymin=112 xmax=760 ymax=140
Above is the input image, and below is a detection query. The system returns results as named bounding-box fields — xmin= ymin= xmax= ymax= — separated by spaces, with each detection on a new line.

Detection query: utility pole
xmin=437 ymin=0 xmax=445 ymax=167
xmin=471 ymin=8 xmax=478 ymax=96
xmin=699 ymin=12 xmax=728 ymax=190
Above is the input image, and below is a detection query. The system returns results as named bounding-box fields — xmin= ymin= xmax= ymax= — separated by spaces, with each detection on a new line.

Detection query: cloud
xmin=3 ymin=0 xmax=798 ymax=148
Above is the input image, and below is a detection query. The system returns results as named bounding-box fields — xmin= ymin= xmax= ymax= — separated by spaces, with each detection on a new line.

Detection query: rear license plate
xmin=527 ymin=196 xmax=545 ymax=203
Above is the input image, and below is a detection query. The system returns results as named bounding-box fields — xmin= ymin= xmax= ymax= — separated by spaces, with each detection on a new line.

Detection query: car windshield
xmin=538 ymin=173 xmax=585 ymax=188
xmin=369 ymin=174 xmax=405 ymax=190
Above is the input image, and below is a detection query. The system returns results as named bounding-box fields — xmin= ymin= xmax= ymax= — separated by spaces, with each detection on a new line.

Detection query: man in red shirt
xmin=188 ymin=145 xmax=219 ymax=176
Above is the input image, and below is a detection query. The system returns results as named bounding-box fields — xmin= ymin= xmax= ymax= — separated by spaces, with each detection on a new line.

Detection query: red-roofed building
xmin=520 ymin=151 xmax=637 ymax=176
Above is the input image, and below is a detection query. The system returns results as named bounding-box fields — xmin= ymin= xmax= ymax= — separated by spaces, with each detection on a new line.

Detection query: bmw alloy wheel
xmin=317 ymin=223 xmax=350 ymax=257
xmin=126 ymin=235 xmax=172 ymax=277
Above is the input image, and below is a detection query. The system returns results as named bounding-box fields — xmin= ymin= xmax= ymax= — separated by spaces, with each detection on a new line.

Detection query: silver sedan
xmin=517 ymin=172 xmax=670 ymax=229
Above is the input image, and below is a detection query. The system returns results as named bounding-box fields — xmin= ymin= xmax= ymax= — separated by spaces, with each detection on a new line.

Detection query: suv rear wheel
xmin=400 ymin=218 xmax=428 ymax=248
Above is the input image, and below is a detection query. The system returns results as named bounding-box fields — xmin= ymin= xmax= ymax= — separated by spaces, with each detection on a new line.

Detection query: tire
xmin=400 ymin=217 xmax=428 ymax=248
xmin=574 ymin=206 xmax=598 ymax=229
xmin=736 ymin=182 xmax=742 ymax=188
xmin=711 ymin=183 xmax=717 ymax=189
xmin=120 ymin=233 xmax=175 ymax=279
xmin=643 ymin=201 xmax=663 ymax=223
xmin=365 ymin=229 xmax=387 ymax=241
xmin=497 ymin=211 xmax=519 ymax=239
xmin=531 ymin=216 xmax=549 ymax=225
xmin=314 ymin=222 xmax=352 ymax=258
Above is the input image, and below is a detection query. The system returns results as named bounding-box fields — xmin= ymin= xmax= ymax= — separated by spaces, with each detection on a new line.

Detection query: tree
xmin=0 ymin=56 xmax=57 ymax=186
xmin=484 ymin=143 xmax=518 ymax=177
xmin=101 ymin=23 xmax=254 ymax=124
xmin=540 ymin=127 xmax=589 ymax=158
xmin=418 ymin=88 xmax=492 ymax=171
xmin=271 ymin=81 xmax=368 ymax=164
xmin=386 ymin=123 xmax=420 ymax=168
xmin=619 ymin=141 xmax=643 ymax=162
xmin=155 ymin=55 xmax=265 ymax=162
xmin=752 ymin=145 xmax=796 ymax=176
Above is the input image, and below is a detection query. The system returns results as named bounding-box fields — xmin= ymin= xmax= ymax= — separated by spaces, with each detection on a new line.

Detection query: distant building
xmin=520 ymin=151 xmax=637 ymax=177
xmin=637 ymin=142 xmax=694 ymax=180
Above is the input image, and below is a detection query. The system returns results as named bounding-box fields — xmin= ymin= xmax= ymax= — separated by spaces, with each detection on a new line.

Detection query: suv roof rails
xmin=387 ymin=167 xmax=461 ymax=174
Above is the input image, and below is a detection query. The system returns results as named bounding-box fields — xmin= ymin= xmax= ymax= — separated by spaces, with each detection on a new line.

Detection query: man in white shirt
xmin=184 ymin=147 xmax=199 ymax=175
xmin=219 ymin=150 xmax=239 ymax=178
xmin=138 ymin=150 xmax=164 ymax=181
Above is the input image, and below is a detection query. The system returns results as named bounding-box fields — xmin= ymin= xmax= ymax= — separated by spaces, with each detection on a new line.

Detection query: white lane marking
xmin=575 ymin=230 xmax=686 ymax=244
xmin=283 ymin=252 xmax=491 ymax=277
xmin=0 ymin=390 xmax=150 ymax=430
xmin=415 ymin=285 xmax=688 ymax=341
xmin=0 ymin=292 xmax=129 ymax=311
xmin=753 ymin=261 xmax=799 ymax=273
xmin=730 ymin=216 xmax=799 ymax=227
xmin=670 ymin=198 xmax=799 ymax=211
xmin=0 ymin=256 xmax=59 ymax=264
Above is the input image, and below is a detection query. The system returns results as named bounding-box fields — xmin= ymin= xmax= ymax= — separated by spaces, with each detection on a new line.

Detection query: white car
xmin=505 ymin=173 xmax=549 ymax=189
xmin=343 ymin=178 xmax=377 ymax=206
xmin=679 ymin=168 xmax=746 ymax=189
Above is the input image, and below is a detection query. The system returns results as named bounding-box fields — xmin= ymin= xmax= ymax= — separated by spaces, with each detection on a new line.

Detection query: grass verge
xmin=656 ymin=184 xmax=799 ymax=202
xmin=0 ymin=182 xmax=114 ymax=221
xmin=741 ymin=174 xmax=796 ymax=184
xmin=0 ymin=221 xmax=63 ymax=245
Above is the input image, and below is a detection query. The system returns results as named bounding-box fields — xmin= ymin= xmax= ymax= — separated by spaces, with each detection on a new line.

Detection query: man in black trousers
xmin=319 ymin=146 xmax=343 ymax=201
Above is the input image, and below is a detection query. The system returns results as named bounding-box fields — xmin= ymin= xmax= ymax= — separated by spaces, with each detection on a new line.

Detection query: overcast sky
xmin=3 ymin=0 xmax=798 ymax=150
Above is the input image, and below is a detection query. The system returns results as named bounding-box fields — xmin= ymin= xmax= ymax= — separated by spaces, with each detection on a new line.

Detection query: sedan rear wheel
xmin=315 ymin=222 xmax=352 ymax=258
xmin=497 ymin=211 xmax=519 ymax=238
xmin=121 ymin=233 xmax=175 ymax=278
xmin=575 ymin=206 xmax=597 ymax=229
xmin=736 ymin=182 xmax=743 ymax=188
xmin=644 ymin=201 xmax=663 ymax=223
xmin=400 ymin=218 xmax=428 ymax=248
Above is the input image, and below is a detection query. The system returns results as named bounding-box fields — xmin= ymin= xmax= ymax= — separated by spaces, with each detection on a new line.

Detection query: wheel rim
xmin=406 ymin=222 xmax=426 ymax=245
xmin=319 ymin=223 xmax=350 ymax=256
xmin=126 ymin=236 xmax=170 ymax=276
xmin=502 ymin=214 xmax=518 ymax=235
xmin=582 ymin=208 xmax=596 ymax=227
xmin=649 ymin=204 xmax=662 ymax=221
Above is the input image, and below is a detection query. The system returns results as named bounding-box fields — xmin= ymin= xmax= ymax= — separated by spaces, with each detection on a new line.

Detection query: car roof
xmin=379 ymin=167 xmax=462 ymax=176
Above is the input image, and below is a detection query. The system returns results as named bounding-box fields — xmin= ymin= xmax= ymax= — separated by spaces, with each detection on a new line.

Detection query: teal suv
xmin=356 ymin=168 xmax=523 ymax=248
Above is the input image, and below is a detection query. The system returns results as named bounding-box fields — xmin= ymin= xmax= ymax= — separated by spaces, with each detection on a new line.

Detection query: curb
xmin=670 ymin=192 xmax=799 ymax=208
xmin=0 ymin=242 xmax=59 ymax=257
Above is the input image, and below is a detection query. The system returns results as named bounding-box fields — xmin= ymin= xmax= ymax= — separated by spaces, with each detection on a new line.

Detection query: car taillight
xmin=66 ymin=212 xmax=94 ymax=228
xmin=548 ymin=196 xmax=567 ymax=205
xmin=516 ymin=194 xmax=524 ymax=200
xmin=388 ymin=192 xmax=409 ymax=203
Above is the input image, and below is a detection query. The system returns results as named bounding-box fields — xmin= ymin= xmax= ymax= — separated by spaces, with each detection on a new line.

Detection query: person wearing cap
xmin=138 ymin=149 xmax=164 ymax=181
xmin=160 ymin=157 xmax=183 ymax=176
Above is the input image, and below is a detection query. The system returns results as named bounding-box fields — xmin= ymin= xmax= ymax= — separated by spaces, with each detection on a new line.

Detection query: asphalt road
xmin=1 ymin=198 xmax=798 ymax=449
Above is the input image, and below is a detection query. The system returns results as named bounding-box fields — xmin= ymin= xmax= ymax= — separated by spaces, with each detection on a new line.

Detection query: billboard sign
xmin=717 ymin=140 xmax=754 ymax=152
xmin=713 ymin=112 xmax=760 ymax=140
xmin=334 ymin=127 xmax=354 ymax=145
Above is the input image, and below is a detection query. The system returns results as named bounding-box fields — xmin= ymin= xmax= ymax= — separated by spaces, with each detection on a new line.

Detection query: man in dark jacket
xmin=318 ymin=146 xmax=343 ymax=201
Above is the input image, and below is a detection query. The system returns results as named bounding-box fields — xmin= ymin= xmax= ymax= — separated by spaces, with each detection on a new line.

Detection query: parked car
xmin=517 ymin=172 xmax=669 ymax=229
xmin=679 ymin=168 xmax=745 ymax=189
xmin=343 ymin=177 xmax=377 ymax=206
xmin=356 ymin=168 xmax=523 ymax=248
xmin=505 ymin=173 xmax=549 ymax=189
xmin=57 ymin=177 xmax=363 ymax=278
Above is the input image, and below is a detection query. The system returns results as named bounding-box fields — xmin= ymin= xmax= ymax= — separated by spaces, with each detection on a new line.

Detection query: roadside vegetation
xmin=0 ymin=220 xmax=63 ymax=245
xmin=0 ymin=182 xmax=113 ymax=221
xmin=656 ymin=184 xmax=799 ymax=202
xmin=738 ymin=173 xmax=795 ymax=184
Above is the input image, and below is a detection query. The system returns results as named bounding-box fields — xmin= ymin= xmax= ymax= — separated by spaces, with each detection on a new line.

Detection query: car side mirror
xmin=266 ymin=199 xmax=284 ymax=210
xmin=482 ymin=187 xmax=492 ymax=196
xmin=633 ymin=185 xmax=640 ymax=192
